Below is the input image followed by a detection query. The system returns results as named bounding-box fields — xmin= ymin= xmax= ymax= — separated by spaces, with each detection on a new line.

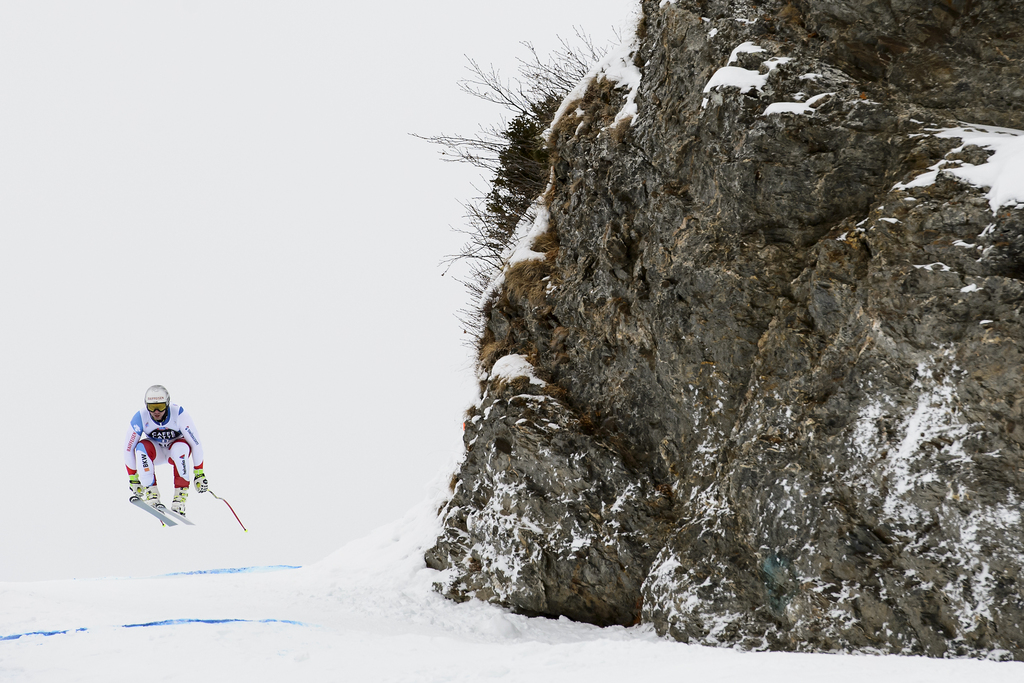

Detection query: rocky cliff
xmin=426 ymin=0 xmax=1024 ymax=659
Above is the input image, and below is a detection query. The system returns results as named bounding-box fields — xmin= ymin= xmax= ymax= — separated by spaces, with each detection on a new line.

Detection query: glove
xmin=194 ymin=469 xmax=209 ymax=493
xmin=128 ymin=474 xmax=145 ymax=498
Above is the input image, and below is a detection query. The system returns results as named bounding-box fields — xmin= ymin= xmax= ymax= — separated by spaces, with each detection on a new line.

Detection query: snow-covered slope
xmin=3 ymin=500 xmax=1022 ymax=682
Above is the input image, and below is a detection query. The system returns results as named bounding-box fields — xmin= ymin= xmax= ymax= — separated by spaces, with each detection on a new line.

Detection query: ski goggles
xmin=147 ymin=402 xmax=168 ymax=413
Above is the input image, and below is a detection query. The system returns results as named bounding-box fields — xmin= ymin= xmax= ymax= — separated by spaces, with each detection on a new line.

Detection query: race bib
xmin=149 ymin=428 xmax=182 ymax=442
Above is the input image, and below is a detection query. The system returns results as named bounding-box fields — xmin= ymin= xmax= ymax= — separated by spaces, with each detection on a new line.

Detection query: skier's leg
xmin=169 ymin=439 xmax=192 ymax=515
xmin=134 ymin=440 xmax=158 ymax=486
xmin=134 ymin=440 xmax=163 ymax=504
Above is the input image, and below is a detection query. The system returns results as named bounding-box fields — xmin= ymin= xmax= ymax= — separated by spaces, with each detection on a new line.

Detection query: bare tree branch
xmin=416 ymin=32 xmax=609 ymax=339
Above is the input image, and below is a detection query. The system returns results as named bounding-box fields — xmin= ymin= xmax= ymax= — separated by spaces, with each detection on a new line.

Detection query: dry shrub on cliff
xmin=778 ymin=1 xmax=805 ymax=29
xmin=477 ymin=322 xmax=515 ymax=375
xmin=550 ymin=76 xmax=630 ymax=144
xmin=548 ymin=98 xmax=584 ymax=141
xmin=478 ymin=339 xmax=511 ymax=375
xmin=503 ymin=259 xmax=551 ymax=307
xmin=417 ymin=35 xmax=607 ymax=339
xmin=610 ymin=116 xmax=632 ymax=144
xmin=531 ymin=230 xmax=560 ymax=257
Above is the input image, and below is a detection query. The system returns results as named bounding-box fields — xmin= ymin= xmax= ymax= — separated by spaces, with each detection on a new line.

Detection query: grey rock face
xmin=427 ymin=0 xmax=1024 ymax=659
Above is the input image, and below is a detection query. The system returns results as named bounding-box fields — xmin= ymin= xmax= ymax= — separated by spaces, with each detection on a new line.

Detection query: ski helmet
xmin=144 ymin=385 xmax=170 ymax=412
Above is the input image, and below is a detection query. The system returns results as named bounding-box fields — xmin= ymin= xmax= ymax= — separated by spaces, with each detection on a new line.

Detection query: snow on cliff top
xmin=547 ymin=8 xmax=644 ymax=133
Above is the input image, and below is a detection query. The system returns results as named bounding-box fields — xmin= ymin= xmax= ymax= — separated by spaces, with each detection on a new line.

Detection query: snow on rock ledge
xmin=489 ymin=354 xmax=546 ymax=386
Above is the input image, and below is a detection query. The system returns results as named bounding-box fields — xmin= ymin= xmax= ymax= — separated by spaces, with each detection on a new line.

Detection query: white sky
xmin=0 ymin=0 xmax=635 ymax=581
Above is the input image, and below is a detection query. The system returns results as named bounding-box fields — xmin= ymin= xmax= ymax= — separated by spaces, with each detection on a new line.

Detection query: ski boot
xmin=128 ymin=474 xmax=145 ymax=498
xmin=172 ymin=487 xmax=189 ymax=517
xmin=143 ymin=485 xmax=163 ymax=509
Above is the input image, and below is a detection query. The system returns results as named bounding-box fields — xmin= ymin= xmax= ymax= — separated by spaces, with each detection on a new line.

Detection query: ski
xmin=164 ymin=507 xmax=195 ymax=526
xmin=129 ymin=496 xmax=178 ymax=526
xmin=129 ymin=496 xmax=195 ymax=526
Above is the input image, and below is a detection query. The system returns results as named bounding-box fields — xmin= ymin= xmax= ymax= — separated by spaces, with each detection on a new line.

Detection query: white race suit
xmin=123 ymin=404 xmax=205 ymax=488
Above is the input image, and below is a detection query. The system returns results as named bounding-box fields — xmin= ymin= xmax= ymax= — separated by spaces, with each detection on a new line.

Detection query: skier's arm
xmin=123 ymin=412 xmax=144 ymax=475
xmin=177 ymin=407 xmax=205 ymax=469
xmin=177 ymin=407 xmax=209 ymax=493
xmin=123 ymin=412 xmax=147 ymax=496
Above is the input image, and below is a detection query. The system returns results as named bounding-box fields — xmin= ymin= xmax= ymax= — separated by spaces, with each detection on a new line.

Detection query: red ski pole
xmin=208 ymin=490 xmax=247 ymax=532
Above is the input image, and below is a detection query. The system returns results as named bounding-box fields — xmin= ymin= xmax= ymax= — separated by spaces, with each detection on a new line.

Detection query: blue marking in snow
xmin=1 ymin=628 xmax=88 ymax=641
xmin=122 ymin=618 xmax=308 ymax=628
xmin=159 ymin=565 xmax=301 ymax=577
xmin=1 ymin=619 xmax=309 ymax=641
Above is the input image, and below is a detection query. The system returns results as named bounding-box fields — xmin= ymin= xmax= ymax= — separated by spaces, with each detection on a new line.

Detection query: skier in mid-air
xmin=123 ymin=385 xmax=209 ymax=517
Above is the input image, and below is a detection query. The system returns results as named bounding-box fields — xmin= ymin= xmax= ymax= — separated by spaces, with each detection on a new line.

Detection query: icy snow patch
xmin=859 ymin=360 xmax=970 ymax=524
xmin=489 ymin=355 xmax=546 ymax=386
xmin=703 ymin=66 xmax=769 ymax=94
xmin=702 ymin=47 xmax=789 ymax=108
xmin=894 ymin=123 xmax=1024 ymax=212
xmin=762 ymin=57 xmax=792 ymax=70
xmin=507 ymin=203 xmax=550 ymax=267
xmin=762 ymin=92 xmax=834 ymax=117
xmin=727 ymin=41 xmax=766 ymax=64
